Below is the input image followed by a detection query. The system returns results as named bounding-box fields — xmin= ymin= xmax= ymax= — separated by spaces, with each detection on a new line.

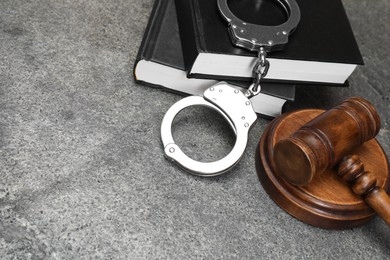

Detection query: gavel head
xmin=273 ymin=97 xmax=381 ymax=186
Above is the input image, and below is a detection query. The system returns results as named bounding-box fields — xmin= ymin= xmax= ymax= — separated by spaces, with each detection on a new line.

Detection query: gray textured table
xmin=1 ymin=0 xmax=389 ymax=259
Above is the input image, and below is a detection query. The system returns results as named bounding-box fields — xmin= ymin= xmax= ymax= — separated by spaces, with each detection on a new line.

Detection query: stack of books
xmin=134 ymin=0 xmax=363 ymax=117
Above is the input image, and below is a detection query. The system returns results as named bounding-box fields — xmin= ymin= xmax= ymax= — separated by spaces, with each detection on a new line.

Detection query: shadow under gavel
xmin=273 ymin=97 xmax=390 ymax=227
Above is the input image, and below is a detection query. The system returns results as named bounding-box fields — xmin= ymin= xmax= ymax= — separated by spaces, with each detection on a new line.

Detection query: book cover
xmin=134 ymin=0 xmax=296 ymax=117
xmin=175 ymin=0 xmax=364 ymax=84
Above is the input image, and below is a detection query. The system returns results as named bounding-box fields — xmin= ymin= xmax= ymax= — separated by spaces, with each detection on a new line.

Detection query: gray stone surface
xmin=0 ymin=0 xmax=389 ymax=259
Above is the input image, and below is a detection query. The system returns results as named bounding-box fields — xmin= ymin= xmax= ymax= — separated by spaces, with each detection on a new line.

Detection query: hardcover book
xmin=134 ymin=0 xmax=296 ymax=117
xmin=175 ymin=0 xmax=364 ymax=84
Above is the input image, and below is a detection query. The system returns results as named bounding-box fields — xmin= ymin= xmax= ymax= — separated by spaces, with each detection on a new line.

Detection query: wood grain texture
xmin=273 ymin=97 xmax=380 ymax=186
xmin=338 ymin=155 xmax=390 ymax=226
xmin=256 ymin=109 xmax=390 ymax=229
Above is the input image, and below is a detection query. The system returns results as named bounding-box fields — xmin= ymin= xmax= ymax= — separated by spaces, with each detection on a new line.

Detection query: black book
xmin=134 ymin=0 xmax=296 ymax=117
xmin=175 ymin=0 xmax=364 ymax=84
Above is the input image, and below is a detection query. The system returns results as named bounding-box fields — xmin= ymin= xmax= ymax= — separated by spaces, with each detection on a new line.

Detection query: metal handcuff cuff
xmin=161 ymin=0 xmax=300 ymax=176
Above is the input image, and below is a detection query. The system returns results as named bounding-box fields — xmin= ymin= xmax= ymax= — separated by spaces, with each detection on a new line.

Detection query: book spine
xmin=175 ymin=0 xmax=200 ymax=72
xmin=133 ymin=0 xmax=168 ymax=80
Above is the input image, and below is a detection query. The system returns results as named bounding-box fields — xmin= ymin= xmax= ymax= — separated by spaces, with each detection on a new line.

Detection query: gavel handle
xmin=365 ymin=188 xmax=390 ymax=226
xmin=338 ymin=155 xmax=390 ymax=227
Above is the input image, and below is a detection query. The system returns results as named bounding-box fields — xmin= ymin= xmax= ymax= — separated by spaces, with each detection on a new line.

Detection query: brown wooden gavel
xmin=273 ymin=97 xmax=390 ymax=226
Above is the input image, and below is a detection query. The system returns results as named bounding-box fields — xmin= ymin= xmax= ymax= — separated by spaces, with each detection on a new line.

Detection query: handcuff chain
xmin=245 ymin=47 xmax=270 ymax=99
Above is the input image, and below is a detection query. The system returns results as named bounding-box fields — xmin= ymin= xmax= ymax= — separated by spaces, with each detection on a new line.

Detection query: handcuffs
xmin=161 ymin=0 xmax=300 ymax=176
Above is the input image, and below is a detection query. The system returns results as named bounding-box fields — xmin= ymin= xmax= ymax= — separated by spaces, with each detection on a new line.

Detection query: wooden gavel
xmin=273 ymin=97 xmax=390 ymax=226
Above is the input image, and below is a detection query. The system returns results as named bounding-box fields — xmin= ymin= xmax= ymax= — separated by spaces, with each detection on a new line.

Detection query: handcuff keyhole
xmin=172 ymin=106 xmax=236 ymax=163
xmin=227 ymin=0 xmax=288 ymax=26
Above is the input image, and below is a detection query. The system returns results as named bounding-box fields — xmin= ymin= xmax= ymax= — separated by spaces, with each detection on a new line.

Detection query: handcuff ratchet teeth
xmin=160 ymin=0 xmax=300 ymax=176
